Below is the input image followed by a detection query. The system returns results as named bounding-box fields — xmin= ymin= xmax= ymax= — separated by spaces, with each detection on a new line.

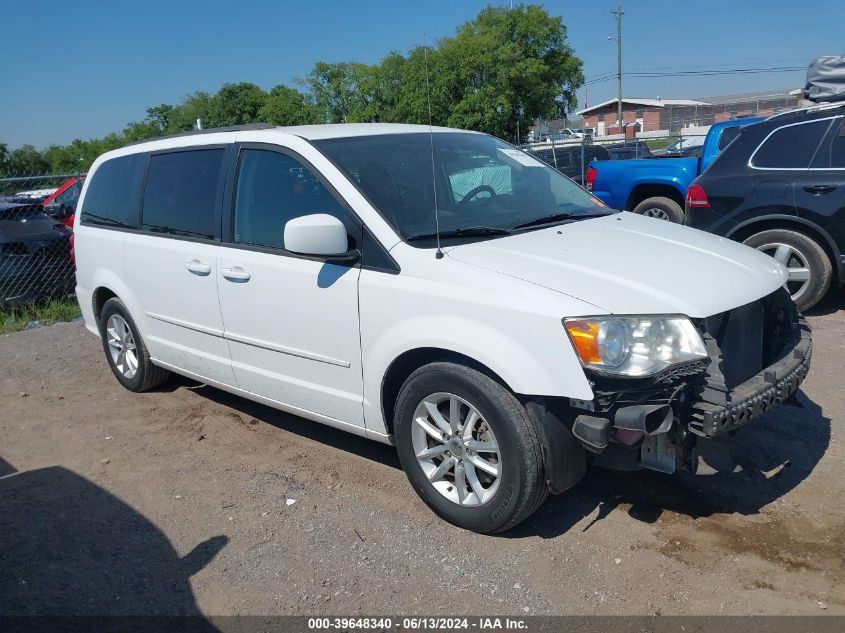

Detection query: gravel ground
xmin=1 ymin=295 xmax=843 ymax=618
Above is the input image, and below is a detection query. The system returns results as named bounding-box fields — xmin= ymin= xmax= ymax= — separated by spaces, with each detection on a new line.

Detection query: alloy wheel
xmin=641 ymin=207 xmax=670 ymax=220
xmin=756 ymin=242 xmax=812 ymax=306
xmin=106 ymin=314 xmax=138 ymax=379
xmin=411 ymin=392 xmax=501 ymax=506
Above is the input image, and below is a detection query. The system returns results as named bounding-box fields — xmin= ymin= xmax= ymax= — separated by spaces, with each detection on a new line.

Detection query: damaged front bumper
xmin=565 ymin=295 xmax=812 ymax=476
xmin=689 ymin=320 xmax=811 ymax=437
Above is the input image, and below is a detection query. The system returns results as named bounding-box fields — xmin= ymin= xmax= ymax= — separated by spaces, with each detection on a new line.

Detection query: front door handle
xmin=186 ymin=259 xmax=212 ymax=276
xmin=220 ymin=267 xmax=251 ymax=282
xmin=804 ymin=185 xmax=836 ymax=195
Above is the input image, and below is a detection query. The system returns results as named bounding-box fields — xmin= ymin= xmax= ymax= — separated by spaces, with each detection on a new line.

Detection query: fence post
xmin=550 ymin=137 xmax=558 ymax=169
xmin=580 ymin=138 xmax=585 ymax=185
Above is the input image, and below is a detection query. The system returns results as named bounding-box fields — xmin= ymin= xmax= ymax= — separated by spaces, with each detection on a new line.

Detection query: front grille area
xmin=700 ymin=300 xmax=765 ymax=389
xmin=688 ymin=288 xmax=808 ymax=437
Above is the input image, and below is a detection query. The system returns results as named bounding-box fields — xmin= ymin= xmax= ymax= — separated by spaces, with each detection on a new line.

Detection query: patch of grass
xmin=0 ymin=298 xmax=82 ymax=335
xmin=644 ymin=137 xmax=678 ymax=150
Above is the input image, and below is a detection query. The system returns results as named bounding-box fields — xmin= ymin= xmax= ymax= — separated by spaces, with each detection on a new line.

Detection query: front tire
xmin=394 ymin=362 xmax=548 ymax=533
xmin=743 ymin=229 xmax=832 ymax=312
xmin=632 ymin=196 xmax=685 ymax=223
xmin=99 ymin=297 xmax=170 ymax=392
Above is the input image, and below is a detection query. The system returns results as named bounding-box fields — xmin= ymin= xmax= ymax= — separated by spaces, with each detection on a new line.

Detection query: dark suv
xmin=685 ymin=103 xmax=845 ymax=312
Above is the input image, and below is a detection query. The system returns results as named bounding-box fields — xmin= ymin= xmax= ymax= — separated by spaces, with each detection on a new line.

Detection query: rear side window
xmin=812 ymin=118 xmax=845 ymax=169
xmin=55 ymin=179 xmax=82 ymax=209
xmin=142 ymin=149 xmax=225 ymax=239
xmin=717 ymin=126 xmax=742 ymax=151
xmin=751 ymin=119 xmax=831 ymax=169
xmin=831 ymin=121 xmax=845 ymax=168
xmin=80 ymin=155 xmax=145 ymax=228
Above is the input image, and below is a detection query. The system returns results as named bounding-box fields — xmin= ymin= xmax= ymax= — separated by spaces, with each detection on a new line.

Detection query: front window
xmin=314 ymin=132 xmax=608 ymax=243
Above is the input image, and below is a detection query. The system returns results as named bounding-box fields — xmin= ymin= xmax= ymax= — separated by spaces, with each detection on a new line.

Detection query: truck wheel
xmin=743 ymin=229 xmax=832 ymax=312
xmin=393 ymin=362 xmax=548 ymax=534
xmin=633 ymin=196 xmax=685 ymax=223
xmin=99 ymin=297 xmax=171 ymax=392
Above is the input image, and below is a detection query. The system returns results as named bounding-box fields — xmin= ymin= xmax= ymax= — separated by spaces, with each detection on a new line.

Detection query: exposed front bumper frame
xmin=689 ymin=317 xmax=812 ymax=438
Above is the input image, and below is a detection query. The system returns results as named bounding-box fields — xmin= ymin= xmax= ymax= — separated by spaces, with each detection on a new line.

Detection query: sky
xmin=1 ymin=0 xmax=843 ymax=149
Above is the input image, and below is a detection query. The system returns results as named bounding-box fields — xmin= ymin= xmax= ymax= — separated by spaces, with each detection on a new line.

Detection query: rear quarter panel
xmin=590 ymin=157 xmax=698 ymax=209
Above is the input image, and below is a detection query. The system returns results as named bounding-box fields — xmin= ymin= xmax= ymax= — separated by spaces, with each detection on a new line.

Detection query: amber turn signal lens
xmin=565 ymin=320 xmax=602 ymax=364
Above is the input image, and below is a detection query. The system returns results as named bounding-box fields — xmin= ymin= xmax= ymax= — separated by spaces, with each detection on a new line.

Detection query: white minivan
xmin=75 ymin=123 xmax=811 ymax=533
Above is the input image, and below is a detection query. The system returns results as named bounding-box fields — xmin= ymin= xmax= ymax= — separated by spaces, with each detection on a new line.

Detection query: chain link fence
xmin=0 ymin=173 xmax=83 ymax=310
xmin=518 ymin=132 xmax=707 ymax=186
xmin=523 ymin=92 xmax=807 ymax=184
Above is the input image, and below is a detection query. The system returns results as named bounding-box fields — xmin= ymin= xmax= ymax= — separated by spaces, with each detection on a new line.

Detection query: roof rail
xmin=767 ymin=101 xmax=845 ymax=121
xmin=125 ymin=123 xmax=278 ymax=147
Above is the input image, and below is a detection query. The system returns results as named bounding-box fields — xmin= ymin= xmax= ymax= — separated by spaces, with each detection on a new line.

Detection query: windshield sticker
xmin=498 ymin=148 xmax=545 ymax=167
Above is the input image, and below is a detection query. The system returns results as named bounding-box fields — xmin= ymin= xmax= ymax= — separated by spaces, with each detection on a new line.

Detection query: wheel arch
xmin=727 ymin=214 xmax=842 ymax=282
xmin=380 ymin=347 xmax=512 ymax=437
xmin=86 ymin=268 xmax=147 ymax=337
xmin=626 ymin=182 xmax=685 ymax=210
xmin=92 ymin=287 xmax=118 ymax=326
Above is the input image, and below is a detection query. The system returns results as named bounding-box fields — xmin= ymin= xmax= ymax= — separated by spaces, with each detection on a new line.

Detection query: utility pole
xmin=611 ymin=5 xmax=624 ymax=131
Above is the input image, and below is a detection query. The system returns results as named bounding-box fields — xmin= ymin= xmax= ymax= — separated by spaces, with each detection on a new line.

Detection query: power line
xmin=584 ymin=66 xmax=805 ymax=85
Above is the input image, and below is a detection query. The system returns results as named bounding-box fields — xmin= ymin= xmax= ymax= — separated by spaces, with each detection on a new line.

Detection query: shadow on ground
xmin=186 ymin=376 xmax=830 ymax=540
xmin=514 ymin=391 xmax=830 ymax=538
xmin=0 ymin=459 xmax=226 ymax=627
xmin=805 ymin=288 xmax=845 ymax=318
xmin=192 ymin=382 xmax=402 ymax=470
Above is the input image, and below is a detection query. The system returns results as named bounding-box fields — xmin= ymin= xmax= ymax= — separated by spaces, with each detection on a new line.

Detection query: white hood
xmin=446 ymin=212 xmax=787 ymax=318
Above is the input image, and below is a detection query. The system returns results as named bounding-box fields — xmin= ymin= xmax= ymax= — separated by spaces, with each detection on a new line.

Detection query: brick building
xmin=576 ymin=89 xmax=808 ymax=137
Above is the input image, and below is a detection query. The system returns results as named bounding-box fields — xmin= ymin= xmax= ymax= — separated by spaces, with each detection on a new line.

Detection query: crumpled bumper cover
xmin=690 ymin=319 xmax=812 ymax=437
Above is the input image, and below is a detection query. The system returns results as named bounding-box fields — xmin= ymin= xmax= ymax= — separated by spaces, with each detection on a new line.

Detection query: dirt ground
xmin=1 ymin=295 xmax=844 ymax=618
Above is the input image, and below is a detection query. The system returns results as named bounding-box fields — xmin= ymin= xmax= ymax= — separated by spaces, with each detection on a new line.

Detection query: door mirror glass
xmin=284 ymin=214 xmax=349 ymax=257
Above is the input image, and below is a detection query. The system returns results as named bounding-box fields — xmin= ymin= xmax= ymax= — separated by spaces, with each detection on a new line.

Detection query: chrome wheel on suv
xmin=411 ymin=392 xmax=501 ymax=506
xmin=743 ymin=228 xmax=833 ymax=312
xmin=755 ymin=242 xmax=812 ymax=306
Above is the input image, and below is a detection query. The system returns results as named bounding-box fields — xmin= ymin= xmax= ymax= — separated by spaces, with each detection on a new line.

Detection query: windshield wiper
xmin=406 ymin=226 xmax=512 ymax=241
xmin=512 ymin=210 xmax=612 ymax=231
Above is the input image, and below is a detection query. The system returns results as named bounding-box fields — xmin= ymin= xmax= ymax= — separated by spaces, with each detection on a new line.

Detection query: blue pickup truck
xmin=586 ymin=118 xmax=764 ymax=223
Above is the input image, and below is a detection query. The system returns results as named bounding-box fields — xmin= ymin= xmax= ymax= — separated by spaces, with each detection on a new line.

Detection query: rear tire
xmin=99 ymin=297 xmax=170 ymax=392
xmin=743 ymin=229 xmax=832 ymax=312
xmin=632 ymin=196 xmax=685 ymax=223
xmin=393 ymin=362 xmax=548 ymax=534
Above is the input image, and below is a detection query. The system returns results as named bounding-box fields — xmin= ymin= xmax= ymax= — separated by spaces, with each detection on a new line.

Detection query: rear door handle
xmin=186 ymin=259 xmax=212 ymax=276
xmin=804 ymin=185 xmax=836 ymax=195
xmin=220 ymin=267 xmax=251 ymax=282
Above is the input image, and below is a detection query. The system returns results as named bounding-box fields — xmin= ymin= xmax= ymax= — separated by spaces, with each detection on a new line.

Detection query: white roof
xmin=576 ymin=98 xmax=706 ymax=116
xmin=282 ymin=122 xmax=476 ymax=140
xmin=89 ymin=123 xmax=483 ymax=170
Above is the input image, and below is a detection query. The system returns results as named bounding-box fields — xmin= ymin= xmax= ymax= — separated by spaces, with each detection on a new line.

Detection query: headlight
xmin=564 ymin=316 xmax=707 ymax=377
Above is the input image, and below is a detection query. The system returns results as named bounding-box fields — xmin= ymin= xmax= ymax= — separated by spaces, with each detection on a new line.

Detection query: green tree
xmin=0 ymin=143 xmax=9 ymax=174
xmin=393 ymin=4 xmax=583 ymax=140
xmin=164 ymin=91 xmax=213 ymax=133
xmin=441 ymin=4 xmax=582 ymax=139
xmin=308 ymin=61 xmax=384 ymax=123
xmin=257 ymin=85 xmax=318 ymax=126
xmin=4 ymin=144 xmax=51 ymax=175
xmin=205 ymin=82 xmax=267 ymax=127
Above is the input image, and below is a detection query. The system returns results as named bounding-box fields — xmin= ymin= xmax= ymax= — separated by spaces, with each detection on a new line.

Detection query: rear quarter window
xmin=80 ymin=155 xmax=146 ymax=228
xmin=751 ymin=119 xmax=832 ymax=169
xmin=717 ymin=126 xmax=742 ymax=151
xmin=141 ymin=149 xmax=225 ymax=239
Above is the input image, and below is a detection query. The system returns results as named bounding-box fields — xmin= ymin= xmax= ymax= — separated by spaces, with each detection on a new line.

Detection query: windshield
xmin=313 ymin=132 xmax=608 ymax=243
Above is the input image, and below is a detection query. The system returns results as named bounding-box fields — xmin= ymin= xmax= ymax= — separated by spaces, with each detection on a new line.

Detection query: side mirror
xmin=284 ymin=214 xmax=352 ymax=258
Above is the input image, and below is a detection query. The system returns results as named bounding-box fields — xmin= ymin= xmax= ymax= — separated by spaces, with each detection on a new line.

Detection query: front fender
xmin=361 ymin=314 xmax=594 ymax=436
